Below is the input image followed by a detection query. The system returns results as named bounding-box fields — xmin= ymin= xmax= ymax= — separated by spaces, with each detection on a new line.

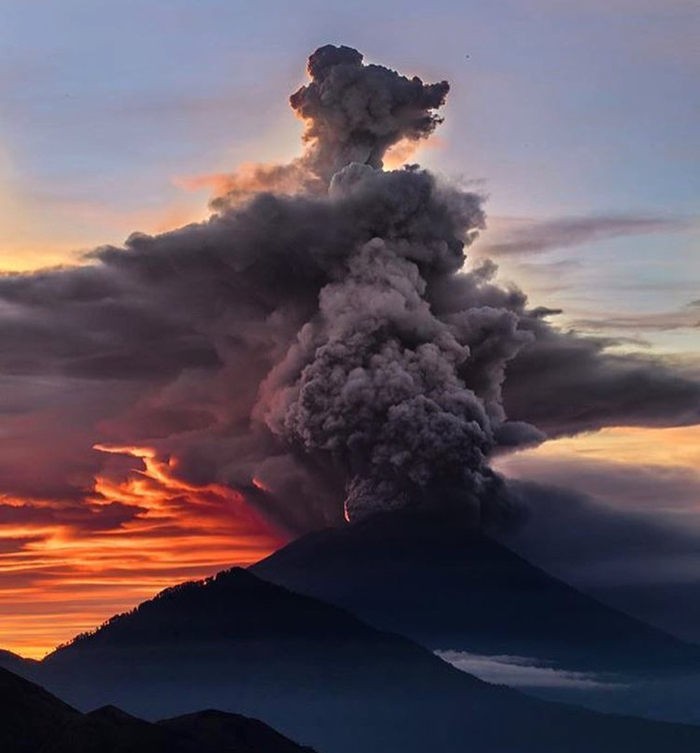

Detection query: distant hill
xmin=252 ymin=504 xmax=700 ymax=677
xmin=11 ymin=567 xmax=700 ymax=753
xmin=0 ymin=664 xmax=79 ymax=752
xmin=0 ymin=665 xmax=315 ymax=753
xmin=0 ymin=648 xmax=37 ymax=675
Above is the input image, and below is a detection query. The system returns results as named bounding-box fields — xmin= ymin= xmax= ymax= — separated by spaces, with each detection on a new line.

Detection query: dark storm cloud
xmin=479 ymin=214 xmax=691 ymax=256
xmin=503 ymin=323 xmax=700 ymax=436
xmin=497 ymin=474 xmax=700 ymax=639
xmin=0 ymin=45 xmax=698 ymax=531
xmin=501 ymin=474 xmax=700 ymax=584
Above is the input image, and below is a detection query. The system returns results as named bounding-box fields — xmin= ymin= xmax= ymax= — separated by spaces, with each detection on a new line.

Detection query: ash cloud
xmin=0 ymin=45 xmax=699 ymax=533
xmin=291 ymin=45 xmax=449 ymax=184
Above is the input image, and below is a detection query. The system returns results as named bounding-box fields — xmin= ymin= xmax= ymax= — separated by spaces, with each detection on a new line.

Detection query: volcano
xmin=252 ymin=503 xmax=700 ymax=677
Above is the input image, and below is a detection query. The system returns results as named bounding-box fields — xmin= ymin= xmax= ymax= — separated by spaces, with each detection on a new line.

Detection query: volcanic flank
xmin=0 ymin=44 xmax=699 ymax=538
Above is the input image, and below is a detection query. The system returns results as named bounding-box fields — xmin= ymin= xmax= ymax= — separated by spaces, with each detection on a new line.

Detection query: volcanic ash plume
xmin=251 ymin=48 xmax=541 ymax=521
xmin=258 ymin=159 xmax=538 ymax=521
xmin=291 ymin=44 xmax=449 ymax=183
xmin=1 ymin=45 xmax=698 ymax=533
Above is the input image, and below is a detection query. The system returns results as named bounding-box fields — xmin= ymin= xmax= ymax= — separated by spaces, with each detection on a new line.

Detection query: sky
xmin=0 ymin=0 xmax=698 ymax=657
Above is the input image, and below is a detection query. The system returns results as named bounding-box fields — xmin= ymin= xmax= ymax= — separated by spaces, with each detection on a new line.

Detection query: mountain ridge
xmin=6 ymin=565 xmax=700 ymax=753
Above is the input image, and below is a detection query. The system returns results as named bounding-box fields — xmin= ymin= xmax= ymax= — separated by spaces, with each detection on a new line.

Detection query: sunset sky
xmin=1 ymin=0 xmax=698 ymax=657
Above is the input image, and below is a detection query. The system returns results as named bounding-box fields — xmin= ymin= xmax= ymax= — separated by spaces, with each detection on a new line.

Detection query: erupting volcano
xmin=1 ymin=36 xmax=700 ymax=753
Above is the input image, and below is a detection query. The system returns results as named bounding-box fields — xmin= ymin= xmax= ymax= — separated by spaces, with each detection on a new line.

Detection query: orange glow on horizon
xmin=4 ymin=427 xmax=700 ymax=659
xmin=494 ymin=424 xmax=700 ymax=520
xmin=499 ymin=425 xmax=700 ymax=469
xmin=0 ymin=444 xmax=286 ymax=659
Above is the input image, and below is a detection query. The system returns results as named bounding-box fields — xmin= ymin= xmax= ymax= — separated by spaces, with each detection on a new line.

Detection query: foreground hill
xmin=0 ymin=665 xmax=314 ymax=753
xmin=0 ymin=664 xmax=79 ymax=752
xmin=11 ymin=567 xmax=700 ymax=753
xmin=252 ymin=504 xmax=700 ymax=677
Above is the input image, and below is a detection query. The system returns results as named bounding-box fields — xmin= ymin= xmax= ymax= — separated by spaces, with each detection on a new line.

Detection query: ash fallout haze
xmin=1 ymin=6 xmax=700 ymax=751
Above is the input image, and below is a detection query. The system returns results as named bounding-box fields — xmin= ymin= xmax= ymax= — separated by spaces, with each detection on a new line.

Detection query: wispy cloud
xmin=478 ymin=215 xmax=693 ymax=257
xmin=572 ymin=300 xmax=700 ymax=333
xmin=437 ymin=650 xmax=620 ymax=689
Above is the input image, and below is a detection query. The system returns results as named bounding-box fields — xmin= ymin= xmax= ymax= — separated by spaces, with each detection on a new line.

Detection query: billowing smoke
xmin=0 ymin=45 xmax=699 ymax=534
xmin=291 ymin=44 xmax=449 ymax=183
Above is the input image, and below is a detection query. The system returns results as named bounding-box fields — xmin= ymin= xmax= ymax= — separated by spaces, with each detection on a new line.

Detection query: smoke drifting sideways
xmin=1 ymin=45 xmax=699 ymax=534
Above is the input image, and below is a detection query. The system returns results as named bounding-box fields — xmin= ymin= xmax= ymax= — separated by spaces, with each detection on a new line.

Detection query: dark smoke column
xmin=260 ymin=46 xmax=541 ymax=523
xmin=290 ymin=44 xmax=450 ymax=183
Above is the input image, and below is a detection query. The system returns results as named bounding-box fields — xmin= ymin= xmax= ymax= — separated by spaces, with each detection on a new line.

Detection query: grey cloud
xmin=500 ymin=456 xmax=700 ymax=515
xmin=495 ymin=473 xmax=700 ymax=640
xmin=498 ymin=477 xmax=700 ymax=586
xmin=502 ymin=323 xmax=700 ymax=437
xmin=479 ymin=214 xmax=691 ymax=256
xmin=572 ymin=303 xmax=700 ymax=333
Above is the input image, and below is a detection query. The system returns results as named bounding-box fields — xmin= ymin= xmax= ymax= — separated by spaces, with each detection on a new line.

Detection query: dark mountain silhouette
xmin=10 ymin=567 xmax=700 ymax=753
xmin=0 ymin=648 xmax=37 ymax=675
xmin=0 ymin=664 xmax=79 ymax=752
xmin=0 ymin=665 xmax=315 ymax=753
xmin=159 ymin=710 xmax=317 ymax=753
xmin=251 ymin=504 xmax=700 ymax=677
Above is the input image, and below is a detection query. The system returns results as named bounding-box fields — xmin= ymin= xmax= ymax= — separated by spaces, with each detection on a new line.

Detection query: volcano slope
xmin=251 ymin=504 xmax=700 ymax=722
xmin=252 ymin=504 xmax=700 ymax=676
